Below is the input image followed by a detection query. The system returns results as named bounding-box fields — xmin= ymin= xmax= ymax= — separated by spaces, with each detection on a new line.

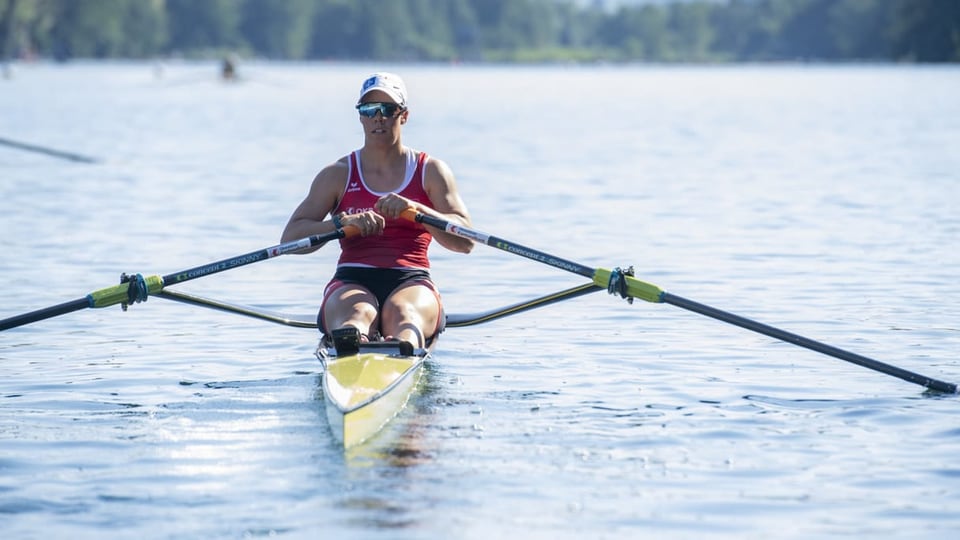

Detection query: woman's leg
xmin=380 ymin=283 xmax=441 ymax=348
xmin=321 ymin=283 xmax=379 ymax=339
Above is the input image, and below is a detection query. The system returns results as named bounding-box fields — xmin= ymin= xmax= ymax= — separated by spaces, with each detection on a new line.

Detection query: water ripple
xmin=2 ymin=63 xmax=959 ymax=539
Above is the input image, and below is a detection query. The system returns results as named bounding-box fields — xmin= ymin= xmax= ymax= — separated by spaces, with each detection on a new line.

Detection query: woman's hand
xmin=340 ymin=210 xmax=385 ymax=237
xmin=374 ymin=193 xmax=416 ymax=219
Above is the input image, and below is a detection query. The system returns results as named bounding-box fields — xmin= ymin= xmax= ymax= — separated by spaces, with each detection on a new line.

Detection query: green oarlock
xmin=87 ymin=275 xmax=165 ymax=308
xmin=591 ymin=268 xmax=664 ymax=304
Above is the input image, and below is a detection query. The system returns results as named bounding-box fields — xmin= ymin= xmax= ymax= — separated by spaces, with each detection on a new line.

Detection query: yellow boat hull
xmin=320 ymin=345 xmax=425 ymax=448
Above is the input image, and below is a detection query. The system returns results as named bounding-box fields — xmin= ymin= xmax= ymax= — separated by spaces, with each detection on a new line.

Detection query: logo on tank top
xmin=346 ymin=180 xmax=361 ymax=193
xmin=343 ymin=206 xmax=374 ymax=215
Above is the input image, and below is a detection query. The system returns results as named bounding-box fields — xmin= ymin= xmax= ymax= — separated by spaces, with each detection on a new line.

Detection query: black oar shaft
xmin=0 ymin=228 xmax=349 ymax=332
xmin=662 ymin=293 xmax=957 ymax=394
xmin=162 ymin=250 xmax=270 ymax=286
xmin=446 ymin=283 xmax=602 ymax=327
xmin=158 ymin=229 xmax=348 ymax=288
xmin=0 ymin=298 xmax=90 ymax=331
xmin=408 ymin=210 xmax=956 ymax=394
xmin=416 ymin=212 xmax=597 ymax=278
xmin=482 ymin=234 xmax=595 ymax=278
xmin=156 ymin=283 xmax=604 ymax=330
xmin=157 ymin=290 xmax=318 ymax=328
xmin=0 ymin=136 xmax=99 ymax=163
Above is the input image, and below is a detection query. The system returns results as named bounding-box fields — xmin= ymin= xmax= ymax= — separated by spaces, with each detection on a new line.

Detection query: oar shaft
xmin=412 ymin=211 xmax=596 ymax=279
xmin=0 ymin=227 xmax=352 ymax=332
xmin=0 ymin=136 xmax=98 ymax=163
xmin=162 ymin=228 xmax=348 ymax=286
xmin=405 ymin=210 xmax=956 ymax=393
xmin=155 ymin=283 xmax=605 ymax=330
xmin=446 ymin=283 xmax=602 ymax=327
xmin=156 ymin=290 xmax=318 ymax=328
xmin=409 ymin=211 xmax=665 ymax=302
xmin=155 ymin=283 xmax=603 ymax=328
xmin=0 ymin=298 xmax=90 ymax=331
xmin=662 ymin=293 xmax=957 ymax=394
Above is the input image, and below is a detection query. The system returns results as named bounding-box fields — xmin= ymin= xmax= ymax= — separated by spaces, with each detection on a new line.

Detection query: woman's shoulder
xmin=310 ymin=155 xmax=352 ymax=193
xmin=421 ymin=153 xmax=454 ymax=180
xmin=317 ymin=154 xmax=352 ymax=179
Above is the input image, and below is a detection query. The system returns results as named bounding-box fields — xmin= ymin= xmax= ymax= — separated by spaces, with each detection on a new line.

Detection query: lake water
xmin=1 ymin=62 xmax=958 ymax=539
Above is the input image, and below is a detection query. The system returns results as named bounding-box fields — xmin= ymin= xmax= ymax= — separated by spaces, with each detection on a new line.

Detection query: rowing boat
xmin=317 ymin=339 xmax=428 ymax=448
xmin=1 ymin=211 xmax=954 ymax=454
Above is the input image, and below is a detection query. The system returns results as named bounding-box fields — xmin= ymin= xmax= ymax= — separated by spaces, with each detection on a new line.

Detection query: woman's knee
xmin=322 ymin=287 xmax=378 ymax=332
xmin=382 ymin=289 xmax=438 ymax=331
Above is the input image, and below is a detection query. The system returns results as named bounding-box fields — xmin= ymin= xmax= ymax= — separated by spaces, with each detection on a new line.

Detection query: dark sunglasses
xmin=356 ymin=102 xmax=404 ymax=118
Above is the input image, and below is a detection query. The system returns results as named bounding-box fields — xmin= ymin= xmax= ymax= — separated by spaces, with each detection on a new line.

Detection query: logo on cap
xmin=359 ymin=72 xmax=407 ymax=106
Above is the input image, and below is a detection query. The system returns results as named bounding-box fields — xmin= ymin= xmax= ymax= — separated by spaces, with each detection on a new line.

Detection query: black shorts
xmin=318 ymin=267 xmax=445 ymax=336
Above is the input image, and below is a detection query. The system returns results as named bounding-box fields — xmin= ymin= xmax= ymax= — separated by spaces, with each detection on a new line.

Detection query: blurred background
xmin=1 ymin=0 xmax=958 ymax=67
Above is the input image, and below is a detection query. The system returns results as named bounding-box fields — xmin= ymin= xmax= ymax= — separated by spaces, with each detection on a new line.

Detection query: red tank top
xmin=334 ymin=149 xmax=433 ymax=269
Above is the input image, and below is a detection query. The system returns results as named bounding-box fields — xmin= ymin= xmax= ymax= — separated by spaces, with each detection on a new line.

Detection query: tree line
xmin=1 ymin=0 xmax=958 ymax=63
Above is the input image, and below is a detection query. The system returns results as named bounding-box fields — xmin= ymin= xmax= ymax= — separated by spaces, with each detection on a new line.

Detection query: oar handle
xmin=400 ymin=208 xmax=419 ymax=223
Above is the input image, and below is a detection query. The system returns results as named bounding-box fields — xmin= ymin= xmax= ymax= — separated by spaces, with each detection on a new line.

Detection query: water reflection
xmin=313 ymin=364 xmax=445 ymax=531
xmin=315 ymin=362 xmax=440 ymax=469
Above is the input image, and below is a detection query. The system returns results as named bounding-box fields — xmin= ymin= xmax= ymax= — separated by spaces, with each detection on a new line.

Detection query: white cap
xmin=358 ymin=72 xmax=407 ymax=107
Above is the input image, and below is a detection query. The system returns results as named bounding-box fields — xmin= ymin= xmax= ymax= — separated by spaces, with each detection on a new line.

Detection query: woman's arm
xmin=280 ymin=158 xmax=349 ymax=253
xmin=384 ymin=156 xmax=474 ymax=254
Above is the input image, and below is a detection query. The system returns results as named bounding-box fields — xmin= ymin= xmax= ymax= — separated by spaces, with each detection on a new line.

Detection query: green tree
xmin=1 ymin=0 xmax=18 ymax=61
xmin=358 ymin=0 xmax=420 ymax=60
xmin=668 ymin=1 xmax=714 ymax=61
xmin=310 ymin=0 xmax=363 ymax=59
xmin=2 ymin=0 xmax=959 ymax=64
xmin=119 ymin=0 xmax=166 ymax=58
xmin=598 ymin=5 xmax=670 ymax=61
xmin=241 ymin=0 xmax=315 ymax=59
xmin=777 ymin=0 xmax=836 ymax=59
xmin=165 ymin=0 xmax=243 ymax=55
xmin=736 ymin=0 xmax=805 ymax=60
xmin=445 ymin=0 xmax=481 ymax=59
xmin=889 ymin=0 xmax=960 ymax=61
xmin=41 ymin=0 xmax=164 ymax=59
xmin=711 ymin=0 xmax=757 ymax=59
xmin=404 ymin=0 xmax=465 ymax=60
xmin=826 ymin=0 xmax=892 ymax=60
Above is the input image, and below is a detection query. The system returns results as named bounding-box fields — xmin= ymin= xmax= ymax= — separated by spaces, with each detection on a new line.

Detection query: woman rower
xmin=281 ymin=72 xmax=473 ymax=352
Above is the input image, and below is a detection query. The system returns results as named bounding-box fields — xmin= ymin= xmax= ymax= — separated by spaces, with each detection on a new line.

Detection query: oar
xmin=445 ymin=283 xmax=601 ymax=327
xmin=403 ymin=210 xmax=958 ymax=394
xmin=156 ymin=289 xmax=318 ymax=328
xmin=0 ymin=135 xmax=99 ymax=164
xmin=0 ymin=228 xmax=354 ymax=332
xmin=154 ymin=282 xmax=603 ymax=329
